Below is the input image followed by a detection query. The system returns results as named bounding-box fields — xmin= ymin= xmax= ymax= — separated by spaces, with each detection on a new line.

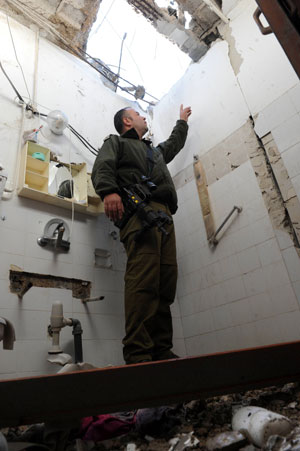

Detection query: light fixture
xmin=47 ymin=110 xmax=68 ymax=135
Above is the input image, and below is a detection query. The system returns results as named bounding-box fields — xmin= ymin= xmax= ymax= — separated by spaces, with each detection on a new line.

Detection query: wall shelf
xmin=18 ymin=142 xmax=103 ymax=216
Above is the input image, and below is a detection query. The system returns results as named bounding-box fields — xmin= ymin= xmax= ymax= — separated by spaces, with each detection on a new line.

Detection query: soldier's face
xmin=124 ymin=109 xmax=148 ymax=136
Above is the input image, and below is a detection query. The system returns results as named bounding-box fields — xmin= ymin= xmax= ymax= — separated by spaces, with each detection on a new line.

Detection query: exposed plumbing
xmin=48 ymin=301 xmax=83 ymax=363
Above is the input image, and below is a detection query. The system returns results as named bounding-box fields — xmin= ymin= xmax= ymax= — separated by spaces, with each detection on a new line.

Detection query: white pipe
xmin=3 ymin=104 xmax=25 ymax=195
xmin=201 ymin=0 xmax=229 ymax=23
xmin=232 ymin=406 xmax=293 ymax=447
xmin=32 ymin=26 xmax=40 ymax=111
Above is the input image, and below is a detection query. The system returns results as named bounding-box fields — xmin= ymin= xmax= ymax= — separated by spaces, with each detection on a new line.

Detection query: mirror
xmin=48 ymin=161 xmax=87 ymax=205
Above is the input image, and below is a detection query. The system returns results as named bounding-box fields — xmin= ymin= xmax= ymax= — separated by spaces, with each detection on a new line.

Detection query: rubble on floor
xmin=2 ymin=383 xmax=300 ymax=450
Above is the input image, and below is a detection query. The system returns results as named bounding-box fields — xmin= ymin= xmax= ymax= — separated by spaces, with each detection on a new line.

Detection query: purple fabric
xmin=79 ymin=414 xmax=136 ymax=442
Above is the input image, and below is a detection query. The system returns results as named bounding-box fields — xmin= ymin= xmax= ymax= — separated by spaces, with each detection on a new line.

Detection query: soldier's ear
xmin=123 ymin=116 xmax=132 ymax=127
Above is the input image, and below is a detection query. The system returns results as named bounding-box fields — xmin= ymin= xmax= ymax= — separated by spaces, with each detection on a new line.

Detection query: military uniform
xmin=92 ymin=119 xmax=188 ymax=364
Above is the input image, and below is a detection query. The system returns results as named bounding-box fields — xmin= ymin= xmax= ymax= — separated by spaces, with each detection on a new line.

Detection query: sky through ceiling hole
xmin=87 ymin=0 xmax=191 ymax=102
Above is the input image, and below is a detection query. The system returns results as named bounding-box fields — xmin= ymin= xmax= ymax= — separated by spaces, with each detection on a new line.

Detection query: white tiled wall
xmin=175 ymin=159 xmax=300 ymax=354
xmin=3 ymin=0 xmax=300 ymax=376
xmin=0 ymin=13 xmax=133 ymax=377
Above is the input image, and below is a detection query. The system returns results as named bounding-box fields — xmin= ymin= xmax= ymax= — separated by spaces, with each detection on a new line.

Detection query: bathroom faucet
xmin=38 ymin=219 xmax=70 ymax=251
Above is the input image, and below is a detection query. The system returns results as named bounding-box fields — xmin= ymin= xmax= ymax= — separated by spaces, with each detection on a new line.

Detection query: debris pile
xmin=2 ymin=383 xmax=300 ymax=450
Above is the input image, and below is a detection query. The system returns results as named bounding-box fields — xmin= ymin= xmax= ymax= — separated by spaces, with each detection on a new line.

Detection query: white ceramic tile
xmin=178 ymin=292 xmax=196 ymax=317
xmin=292 ymin=281 xmax=300 ymax=308
xmin=243 ymin=268 xmax=267 ymax=297
xmin=281 ymin=142 xmax=300 ymax=179
xmin=256 ymin=238 xmax=282 ymax=267
xmin=209 ymin=282 xmax=228 ymax=307
xmin=172 ymin=338 xmax=187 ymax=358
xmin=237 ymin=246 xmax=261 ymax=274
xmin=82 ymin=339 xmax=123 ymax=367
xmin=245 ymin=197 xmax=268 ymax=225
xmin=236 ymin=322 xmax=261 ymax=348
xmin=173 ymin=316 xmax=184 ymax=339
xmin=230 ymin=298 xmax=254 ymax=326
xmin=185 ymin=332 xmax=218 ymax=356
xmin=215 ymin=326 xmax=241 ymax=352
xmin=72 ymin=290 xmax=123 ymax=316
xmin=0 ymin=280 xmax=20 ymax=308
xmin=170 ymin=299 xmax=181 ymax=318
xmin=181 ymin=310 xmax=213 ymax=338
xmin=74 ymin=312 xmax=124 ymax=340
xmin=16 ymin=339 xmax=54 ymax=373
xmin=19 ymin=286 xmax=50 ymax=311
xmin=269 ymin=283 xmax=298 ymax=315
xmin=288 ymin=83 xmax=300 ymax=113
xmin=0 ymin=203 xmax=29 ymax=233
xmin=255 ymin=316 xmax=284 ymax=345
xmin=280 ymin=311 xmax=300 ymax=342
xmin=212 ymin=304 xmax=233 ymax=330
xmin=224 ymin=275 xmax=246 ymax=302
xmin=282 ymin=247 xmax=300 ymax=282
xmin=2 ymin=309 xmax=51 ymax=341
xmin=248 ymin=292 xmax=272 ymax=321
xmin=262 ymin=91 xmax=297 ymax=131
xmin=219 ymin=254 xmax=241 ymax=281
xmin=275 ymin=230 xmax=293 ymax=250
xmin=0 ymin=348 xmax=17 ymax=374
xmin=272 ymin=114 xmax=300 ymax=153
xmin=0 ymin=227 xmax=26 ymax=256
xmin=250 ymin=216 xmax=275 ymax=245
xmin=263 ymin=260 xmax=291 ymax=291
xmin=23 ymin=256 xmax=73 ymax=278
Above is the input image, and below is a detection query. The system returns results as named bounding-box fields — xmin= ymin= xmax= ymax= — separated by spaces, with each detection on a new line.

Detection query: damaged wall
xmin=151 ymin=0 xmax=300 ymax=355
xmin=0 ymin=0 xmax=101 ymax=50
xmin=2 ymin=0 xmax=300 ymax=379
xmin=0 ymin=11 xmax=183 ymax=379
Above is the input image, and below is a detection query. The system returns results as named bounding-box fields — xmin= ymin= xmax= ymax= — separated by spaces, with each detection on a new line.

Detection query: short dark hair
xmin=114 ymin=107 xmax=130 ymax=134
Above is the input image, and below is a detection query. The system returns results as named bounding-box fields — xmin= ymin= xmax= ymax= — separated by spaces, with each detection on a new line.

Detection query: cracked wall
xmin=152 ymin=0 xmax=300 ymax=355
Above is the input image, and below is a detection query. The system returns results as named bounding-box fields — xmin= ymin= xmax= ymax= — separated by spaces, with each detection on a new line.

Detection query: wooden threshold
xmin=1 ymin=340 xmax=300 ymax=427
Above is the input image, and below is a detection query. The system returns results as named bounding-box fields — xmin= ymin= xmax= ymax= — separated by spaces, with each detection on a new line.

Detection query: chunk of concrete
xmin=206 ymin=431 xmax=248 ymax=450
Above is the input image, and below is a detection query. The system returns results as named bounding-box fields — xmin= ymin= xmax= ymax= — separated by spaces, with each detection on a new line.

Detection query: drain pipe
xmin=71 ymin=319 xmax=83 ymax=363
xmin=48 ymin=301 xmax=83 ymax=362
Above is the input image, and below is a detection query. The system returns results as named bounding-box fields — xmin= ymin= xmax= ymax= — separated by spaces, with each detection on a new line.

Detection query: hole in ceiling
xmin=87 ymin=0 xmax=191 ymax=101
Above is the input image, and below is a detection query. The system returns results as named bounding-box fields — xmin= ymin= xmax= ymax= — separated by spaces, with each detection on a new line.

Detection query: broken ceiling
xmin=0 ymin=0 xmax=226 ymax=61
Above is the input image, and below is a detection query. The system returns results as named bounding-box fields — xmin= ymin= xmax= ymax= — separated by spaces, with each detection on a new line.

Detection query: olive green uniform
xmin=92 ymin=120 xmax=188 ymax=364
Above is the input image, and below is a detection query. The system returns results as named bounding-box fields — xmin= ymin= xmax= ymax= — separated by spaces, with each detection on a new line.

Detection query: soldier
xmin=92 ymin=104 xmax=191 ymax=364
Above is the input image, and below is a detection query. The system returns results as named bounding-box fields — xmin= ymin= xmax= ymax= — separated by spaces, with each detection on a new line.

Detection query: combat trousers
xmin=120 ymin=202 xmax=178 ymax=364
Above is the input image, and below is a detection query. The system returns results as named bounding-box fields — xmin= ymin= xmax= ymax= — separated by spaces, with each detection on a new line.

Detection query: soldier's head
xmin=114 ymin=107 xmax=148 ymax=139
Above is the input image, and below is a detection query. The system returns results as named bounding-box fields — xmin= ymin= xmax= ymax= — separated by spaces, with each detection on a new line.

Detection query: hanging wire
xmin=0 ymin=61 xmax=24 ymax=103
xmin=0 ymin=57 xmax=99 ymax=157
xmin=90 ymin=0 xmax=116 ymax=38
xmin=5 ymin=0 xmax=159 ymax=104
xmin=6 ymin=13 xmax=32 ymax=104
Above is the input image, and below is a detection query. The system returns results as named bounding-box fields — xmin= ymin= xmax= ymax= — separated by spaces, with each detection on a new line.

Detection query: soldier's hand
xmin=104 ymin=193 xmax=124 ymax=221
xmin=180 ymin=104 xmax=192 ymax=122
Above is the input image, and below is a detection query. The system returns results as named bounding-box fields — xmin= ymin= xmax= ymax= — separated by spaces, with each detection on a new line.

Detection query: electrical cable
xmin=5 ymin=0 xmax=159 ymax=104
xmin=90 ymin=0 xmax=116 ymax=38
xmin=0 ymin=61 xmax=24 ymax=103
xmin=1 ymin=54 xmax=98 ymax=157
xmin=6 ymin=13 xmax=32 ymax=104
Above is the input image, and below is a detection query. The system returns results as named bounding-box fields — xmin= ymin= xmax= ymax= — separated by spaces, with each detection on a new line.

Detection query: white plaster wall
xmin=0 ymin=12 xmax=183 ymax=379
xmin=151 ymin=40 xmax=250 ymax=176
xmin=152 ymin=0 xmax=300 ymax=356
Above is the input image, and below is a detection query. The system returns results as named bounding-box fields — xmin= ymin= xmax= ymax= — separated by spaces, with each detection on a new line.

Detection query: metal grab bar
xmin=209 ymin=205 xmax=242 ymax=246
